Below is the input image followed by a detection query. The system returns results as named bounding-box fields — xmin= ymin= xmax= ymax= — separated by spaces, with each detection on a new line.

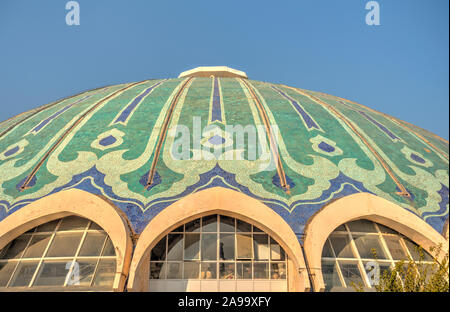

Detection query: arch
xmin=443 ymin=217 xmax=449 ymax=241
xmin=303 ymin=192 xmax=449 ymax=292
xmin=127 ymin=187 xmax=310 ymax=292
xmin=0 ymin=188 xmax=133 ymax=291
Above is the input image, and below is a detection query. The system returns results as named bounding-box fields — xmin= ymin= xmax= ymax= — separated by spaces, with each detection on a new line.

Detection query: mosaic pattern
xmin=0 ymin=78 xmax=448 ymax=239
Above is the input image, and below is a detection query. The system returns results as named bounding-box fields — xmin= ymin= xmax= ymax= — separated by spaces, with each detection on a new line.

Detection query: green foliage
xmin=355 ymin=244 xmax=449 ymax=292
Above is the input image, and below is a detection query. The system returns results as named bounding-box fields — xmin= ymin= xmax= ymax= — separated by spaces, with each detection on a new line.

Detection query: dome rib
xmin=146 ymin=77 xmax=194 ymax=187
xmin=240 ymin=78 xmax=290 ymax=194
xmin=285 ymin=86 xmax=412 ymax=198
xmin=19 ymin=80 xmax=148 ymax=191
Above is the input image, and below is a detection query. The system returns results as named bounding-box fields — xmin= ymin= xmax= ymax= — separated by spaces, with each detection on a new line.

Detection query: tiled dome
xmin=0 ymin=67 xmax=448 ymax=235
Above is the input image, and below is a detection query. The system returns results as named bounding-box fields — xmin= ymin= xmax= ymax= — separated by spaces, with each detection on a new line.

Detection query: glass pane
xmin=201 ymin=263 xmax=216 ymax=279
xmin=201 ymin=234 xmax=217 ymax=261
xmin=377 ymin=224 xmax=397 ymax=234
xmin=236 ymin=234 xmax=252 ymax=259
xmin=1 ymin=236 xmax=31 ymax=259
xmin=171 ymin=225 xmax=183 ymax=233
xmin=76 ymin=260 xmax=97 ymax=286
xmin=329 ymin=234 xmax=355 ymax=258
xmin=58 ymin=216 xmax=89 ymax=231
xmin=417 ymin=263 xmax=436 ymax=282
xmin=363 ymin=261 xmax=392 ymax=286
xmin=254 ymin=262 xmax=269 ymax=279
xmin=184 ymin=234 xmax=200 ymax=260
xmin=353 ymin=234 xmax=387 ymax=259
xmin=253 ymin=234 xmax=269 ymax=260
xmin=219 ymin=216 xmax=235 ymax=232
xmin=322 ymin=239 xmax=334 ymax=258
xmin=339 ymin=261 xmax=364 ymax=288
xmin=151 ymin=237 xmax=166 ymax=261
xmin=22 ymin=234 xmax=51 ymax=259
xmin=321 ymin=261 xmax=342 ymax=291
xmin=236 ymin=220 xmax=251 ymax=232
xmin=35 ymin=220 xmax=59 ymax=232
xmin=167 ymin=234 xmax=183 ymax=261
xmin=101 ymin=237 xmax=115 ymax=257
xmin=167 ymin=262 xmax=182 ymax=279
xmin=0 ymin=262 xmax=17 ymax=287
xmin=403 ymin=239 xmax=433 ymax=261
xmin=46 ymin=233 xmax=83 ymax=257
xmin=347 ymin=220 xmax=377 ymax=233
xmin=185 ymin=219 xmax=201 ymax=233
xmin=89 ymin=222 xmax=103 ymax=231
xmin=9 ymin=261 xmax=39 ymax=287
xmin=334 ymin=224 xmax=347 ymax=232
xmin=183 ymin=262 xmax=200 ymax=279
xmin=92 ymin=259 xmax=115 ymax=287
xmin=219 ymin=262 xmax=235 ymax=279
xmin=150 ymin=262 xmax=166 ymax=279
xmin=271 ymin=262 xmax=286 ymax=279
xmin=253 ymin=225 xmax=263 ymax=232
xmin=237 ymin=262 xmax=252 ymax=279
xmin=78 ymin=232 xmax=107 ymax=257
xmin=383 ymin=236 xmax=408 ymax=260
xmin=219 ymin=234 xmax=235 ymax=260
xmin=202 ymin=215 xmax=218 ymax=232
xmin=270 ymin=238 xmax=285 ymax=261
xmin=379 ymin=263 xmax=393 ymax=277
xmin=33 ymin=261 xmax=68 ymax=286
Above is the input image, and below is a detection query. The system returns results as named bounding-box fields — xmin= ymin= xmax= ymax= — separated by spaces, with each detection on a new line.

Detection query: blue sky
xmin=0 ymin=0 xmax=448 ymax=139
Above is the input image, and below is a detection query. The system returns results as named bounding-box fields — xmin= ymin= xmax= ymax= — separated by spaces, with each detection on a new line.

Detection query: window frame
xmin=321 ymin=221 xmax=435 ymax=290
xmin=0 ymin=217 xmax=116 ymax=289
xmin=149 ymin=214 xmax=288 ymax=281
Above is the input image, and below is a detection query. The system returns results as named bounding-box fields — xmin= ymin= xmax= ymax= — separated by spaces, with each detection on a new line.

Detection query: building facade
xmin=0 ymin=67 xmax=448 ymax=291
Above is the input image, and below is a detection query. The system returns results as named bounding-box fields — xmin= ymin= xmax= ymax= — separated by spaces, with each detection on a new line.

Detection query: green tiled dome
xmin=0 ymin=68 xmax=448 ymax=235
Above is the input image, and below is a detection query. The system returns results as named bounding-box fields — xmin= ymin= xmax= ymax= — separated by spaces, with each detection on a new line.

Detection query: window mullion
xmin=4 ymin=230 xmax=36 ymax=288
xmin=27 ymin=219 xmax=62 ymax=287
xmin=374 ymin=223 xmax=395 ymax=268
xmin=216 ymin=215 xmax=220 ymax=285
xmin=399 ymin=237 xmax=414 ymax=261
xmin=346 ymin=224 xmax=370 ymax=288
xmin=398 ymin=237 xmax=421 ymax=280
xmin=89 ymin=232 xmax=109 ymax=287
xmin=181 ymin=228 xmax=185 ymax=280
xmin=63 ymin=221 xmax=91 ymax=287
xmin=374 ymin=223 xmax=406 ymax=289
xmin=199 ymin=217 xmax=202 ymax=266
xmin=335 ymin=260 xmax=347 ymax=288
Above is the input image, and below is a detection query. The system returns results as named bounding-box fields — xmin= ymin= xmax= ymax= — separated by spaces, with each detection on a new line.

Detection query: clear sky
xmin=0 ymin=0 xmax=448 ymax=139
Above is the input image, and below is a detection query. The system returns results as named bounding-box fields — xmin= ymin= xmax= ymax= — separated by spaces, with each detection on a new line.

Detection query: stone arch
xmin=303 ymin=192 xmax=449 ymax=292
xmin=127 ymin=187 xmax=309 ymax=292
xmin=443 ymin=217 xmax=449 ymax=241
xmin=0 ymin=188 xmax=133 ymax=291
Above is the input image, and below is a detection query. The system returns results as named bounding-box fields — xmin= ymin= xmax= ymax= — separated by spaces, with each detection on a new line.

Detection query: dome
xmin=0 ymin=67 xmax=448 ymax=292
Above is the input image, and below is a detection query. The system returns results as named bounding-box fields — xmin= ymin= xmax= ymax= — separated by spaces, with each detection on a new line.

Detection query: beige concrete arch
xmin=0 ymin=188 xmax=133 ymax=291
xmin=443 ymin=217 xmax=449 ymax=241
xmin=127 ymin=187 xmax=310 ymax=292
xmin=303 ymin=192 xmax=449 ymax=292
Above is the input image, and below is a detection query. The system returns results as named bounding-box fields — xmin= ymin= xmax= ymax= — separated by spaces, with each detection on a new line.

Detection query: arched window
xmin=0 ymin=216 xmax=116 ymax=290
xmin=149 ymin=214 xmax=288 ymax=291
xmin=321 ymin=219 xmax=434 ymax=291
